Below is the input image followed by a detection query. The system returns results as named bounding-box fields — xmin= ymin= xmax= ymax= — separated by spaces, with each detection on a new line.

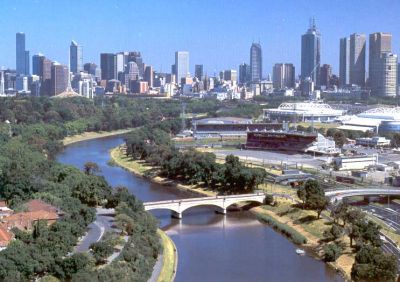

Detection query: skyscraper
xmin=272 ymin=63 xmax=295 ymax=89
xmin=375 ymin=53 xmax=397 ymax=97
xmin=175 ymin=51 xmax=189 ymax=82
xmin=250 ymin=43 xmax=262 ymax=82
xmin=301 ymin=19 xmax=321 ymax=86
xmin=70 ymin=40 xmax=83 ymax=74
xmin=32 ymin=53 xmax=45 ymax=76
xmin=239 ymin=63 xmax=251 ymax=84
xmin=100 ymin=53 xmax=116 ymax=81
xmin=16 ymin=32 xmax=29 ymax=75
xmin=84 ymin=63 xmax=97 ymax=76
xmin=144 ymin=65 xmax=154 ymax=88
xmin=319 ymin=64 xmax=332 ymax=88
xmin=195 ymin=64 xmax=203 ymax=80
xmin=50 ymin=62 xmax=68 ymax=96
xmin=127 ymin=52 xmax=144 ymax=78
xmin=339 ymin=37 xmax=350 ymax=87
xmin=349 ymin=33 xmax=366 ymax=87
xmin=369 ymin=32 xmax=392 ymax=95
xmin=40 ymin=56 xmax=52 ymax=96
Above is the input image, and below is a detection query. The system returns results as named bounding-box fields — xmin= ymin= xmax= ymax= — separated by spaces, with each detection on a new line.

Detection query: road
xmin=361 ymin=204 xmax=400 ymax=269
xmin=75 ymin=207 xmax=116 ymax=253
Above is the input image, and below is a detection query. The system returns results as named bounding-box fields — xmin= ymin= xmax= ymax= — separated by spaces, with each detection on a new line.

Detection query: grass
xmin=295 ymin=122 xmax=339 ymax=130
xmin=256 ymin=212 xmax=307 ymax=244
xmin=157 ymin=229 xmax=177 ymax=282
xmin=110 ymin=146 xmax=152 ymax=176
xmin=260 ymin=200 xmax=330 ymax=240
xmin=62 ymin=128 xmax=134 ymax=145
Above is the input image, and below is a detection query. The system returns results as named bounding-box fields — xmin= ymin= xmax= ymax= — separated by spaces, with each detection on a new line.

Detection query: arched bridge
xmin=143 ymin=193 xmax=265 ymax=219
xmin=325 ymin=188 xmax=400 ymax=202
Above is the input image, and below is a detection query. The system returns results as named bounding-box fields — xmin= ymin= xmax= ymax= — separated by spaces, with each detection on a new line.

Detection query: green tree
xmin=324 ymin=243 xmax=342 ymax=262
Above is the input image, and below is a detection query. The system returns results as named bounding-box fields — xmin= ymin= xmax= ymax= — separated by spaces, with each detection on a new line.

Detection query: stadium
xmin=264 ymin=102 xmax=344 ymax=122
xmin=338 ymin=107 xmax=400 ymax=133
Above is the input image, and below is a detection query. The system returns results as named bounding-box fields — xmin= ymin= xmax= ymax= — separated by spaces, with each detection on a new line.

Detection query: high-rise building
xmin=273 ymin=63 xmax=295 ymax=89
xmin=375 ymin=53 xmax=397 ymax=97
xmin=369 ymin=32 xmax=392 ymax=95
xmin=175 ymin=51 xmax=189 ymax=82
xmin=349 ymin=33 xmax=366 ymax=87
xmin=223 ymin=70 xmax=237 ymax=83
xmin=339 ymin=37 xmax=350 ymax=87
xmin=0 ymin=71 xmax=4 ymax=95
xmin=100 ymin=53 xmax=116 ymax=81
xmin=195 ymin=64 xmax=203 ymax=80
xmin=16 ymin=32 xmax=29 ymax=75
xmin=398 ymin=63 xmax=400 ymax=95
xmin=70 ymin=40 xmax=83 ymax=74
xmin=126 ymin=52 xmax=144 ymax=78
xmin=239 ymin=63 xmax=251 ymax=84
xmin=84 ymin=63 xmax=97 ymax=76
xmin=144 ymin=65 xmax=154 ymax=88
xmin=50 ymin=62 xmax=68 ymax=96
xmin=301 ymin=19 xmax=321 ymax=86
xmin=32 ymin=53 xmax=45 ymax=76
xmin=319 ymin=64 xmax=332 ymax=88
xmin=40 ymin=57 xmax=52 ymax=96
xmin=250 ymin=43 xmax=262 ymax=82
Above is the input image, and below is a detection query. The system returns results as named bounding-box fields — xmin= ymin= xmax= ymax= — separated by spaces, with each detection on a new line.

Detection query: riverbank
xmin=251 ymin=201 xmax=353 ymax=281
xmin=62 ymin=128 xmax=134 ymax=146
xmin=109 ymin=145 xmax=217 ymax=197
xmin=155 ymin=229 xmax=178 ymax=282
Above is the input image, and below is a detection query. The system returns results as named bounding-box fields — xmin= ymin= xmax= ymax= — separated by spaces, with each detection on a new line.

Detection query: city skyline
xmin=0 ymin=0 xmax=399 ymax=76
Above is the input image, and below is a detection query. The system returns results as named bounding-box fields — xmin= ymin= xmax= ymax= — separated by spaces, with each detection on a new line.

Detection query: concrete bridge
xmin=325 ymin=188 xmax=400 ymax=202
xmin=143 ymin=193 xmax=265 ymax=219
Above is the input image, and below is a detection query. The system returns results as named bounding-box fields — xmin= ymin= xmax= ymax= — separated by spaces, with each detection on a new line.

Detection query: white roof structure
xmin=340 ymin=107 xmax=400 ymax=130
xmin=265 ymin=102 xmax=344 ymax=117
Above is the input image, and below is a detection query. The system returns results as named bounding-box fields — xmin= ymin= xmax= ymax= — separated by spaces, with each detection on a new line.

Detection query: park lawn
xmin=110 ymin=146 xmax=153 ymax=176
xmin=157 ymin=230 xmax=177 ymax=282
xmin=295 ymin=122 xmax=339 ymax=130
xmin=260 ymin=199 xmax=330 ymax=240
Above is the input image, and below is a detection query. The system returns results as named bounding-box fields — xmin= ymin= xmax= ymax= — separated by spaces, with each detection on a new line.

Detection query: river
xmin=57 ymin=136 xmax=344 ymax=282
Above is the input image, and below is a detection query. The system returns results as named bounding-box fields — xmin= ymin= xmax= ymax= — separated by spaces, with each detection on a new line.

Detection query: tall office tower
xmin=273 ymin=63 xmax=295 ymax=89
xmin=16 ymin=32 xmax=30 ymax=75
xmin=32 ymin=53 xmax=45 ymax=76
xmin=375 ymin=53 xmax=397 ymax=97
xmin=239 ymin=63 xmax=251 ymax=84
xmin=38 ymin=57 xmax=52 ymax=95
xmin=195 ymin=64 xmax=203 ymax=80
xmin=100 ymin=53 xmax=116 ymax=81
xmin=84 ymin=63 xmax=97 ymax=76
xmin=369 ymin=32 xmax=392 ymax=95
xmin=144 ymin=65 xmax=154 ymax=88
xmin=349 ymin=33 xmax=366 ymax=87
xmin=175 ymin=51 xmax=189 ymax=82
xmin=339 ymin=37 xmax=350 ymax=87
xmin=171 ymin=64 xmax=176 ymax=76
xmin=398 ymin=63 xmax=400 ymax=95
xmin=319 ymin=64 xmax=332 ymax=88
xmin=70 ymin=40 xmax=83 ymax=74
xmin=126 ymin=52 xmax=144 ymax=78
xmin=250 ymin=43 xmax=262 ymax=82
xmin=223 ymin=70 xmax=237 ymax=82
xmin=0 ymin=71 xmax=4 ymax=95
xmin=124 ymin=61 xmax=139 ymax=88
xmin=50 ymin=62 xmax=68 ymax=96
xmin=301 ymin=19 xmax=321 ymax=86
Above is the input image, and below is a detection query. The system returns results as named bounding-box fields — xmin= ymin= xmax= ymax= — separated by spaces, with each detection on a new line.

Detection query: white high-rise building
xmin=175 ymin=51 xmax=189 ymax=83
xmin=376 ymin=53 xmax=398 ymax=97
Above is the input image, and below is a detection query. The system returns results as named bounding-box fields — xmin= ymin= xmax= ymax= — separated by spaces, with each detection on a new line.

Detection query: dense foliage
xmin=0 ymin=96 xmax=192 ymax=281
xmin=125 ymin=122 xmax=266 ymax=194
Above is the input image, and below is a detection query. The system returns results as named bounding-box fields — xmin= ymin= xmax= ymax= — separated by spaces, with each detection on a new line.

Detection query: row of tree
xmin=125 ymin=123 xmax=266 ymax=194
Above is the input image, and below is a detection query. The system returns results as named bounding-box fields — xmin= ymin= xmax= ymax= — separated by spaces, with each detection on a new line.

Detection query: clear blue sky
xmin=0 ymin=0 xmax=399 ymax=77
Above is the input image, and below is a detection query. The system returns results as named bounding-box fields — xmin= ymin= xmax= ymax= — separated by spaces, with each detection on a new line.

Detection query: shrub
xmin=324 ymin=243 xmax=342 ymax=262
xmin=257 ymin=213 xmax=307 ymax=244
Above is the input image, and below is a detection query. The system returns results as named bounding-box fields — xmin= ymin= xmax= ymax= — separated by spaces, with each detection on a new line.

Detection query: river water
xmin=57 ymin=136 xmax=344 ymax=282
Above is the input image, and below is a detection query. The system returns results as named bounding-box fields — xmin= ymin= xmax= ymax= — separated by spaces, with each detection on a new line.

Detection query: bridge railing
xmin=143 ymin=193 xmax=266 ymax=206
